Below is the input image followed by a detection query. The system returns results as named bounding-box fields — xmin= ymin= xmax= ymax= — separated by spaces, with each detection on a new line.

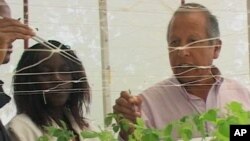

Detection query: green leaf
xmin=193 ymin=115 xmax=206 ymax=137
xmin=227 ymin=102 xmax=243 ymax=113
xmin=120 ymin=119 xmax=130 ymax=132
xmin=141 ymin=132 xmax=159 ymax=141
xmin=226 ymin=116 xmax=239 ymax=125
xmin=37 ymin=136 xmax=49 ymax=141
xmin=128 ymin=135 xmax=136 ymax=141
xmin=112 ymin=125 xmax=120 ymax=133
xmin=136 ymin=118 xmax=146 ymax=128
xmin=81 ymin=131 xmax=98 ymax=138
xmin=164 ymin=136 xmax=173 ymax=141
xmin=104 ymin=116 xmax=113 ymax=127
xmin=98 ymin=130 xmax=116 ymax=141
xmin=201 ymin=109 xmax=217 ymax=122
xmin=180 ymin=128 xmax=192 ymax=141
xmin=216 ymin=120 xmax=229 ymax=138
xmin=45 ymin=126 xmax=58 ymax=134
xmin=180 ymin=116 xmax=188 ymax=122
xmin=163 ymin=124 xmax=173 ymax=136
xmin=133 ymin=128 xmax=143 ymax=140
xmin=51 ymin=129 xmax=63 ymax=137
xmin=57 ymin=136 xmax=68 ymax=141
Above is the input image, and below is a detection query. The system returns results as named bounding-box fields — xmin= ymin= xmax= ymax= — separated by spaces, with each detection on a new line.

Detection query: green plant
xmin=38 ymin=121 xmax=74 ymax=141
xmin=80 ymin=128 xmax=117 ymax=141
xmin=38 ymin=101 xmax=250 ymax=141
xmin=99 ymin=101 xmax=250 ymax=141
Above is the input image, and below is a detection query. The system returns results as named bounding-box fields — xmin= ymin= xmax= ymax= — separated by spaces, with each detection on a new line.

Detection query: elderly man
xmin=113 ymin=2 xmax=250 ymax=140
xmin=0 ymin=0 xmax=34 ymax=140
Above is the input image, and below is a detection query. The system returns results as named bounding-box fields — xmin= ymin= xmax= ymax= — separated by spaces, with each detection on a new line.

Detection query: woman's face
xmin=36 ymin=51 xmax=73 ymax=107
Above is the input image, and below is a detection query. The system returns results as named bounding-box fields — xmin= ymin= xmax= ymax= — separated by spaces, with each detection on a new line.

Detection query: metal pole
xmin=23 ymin=0 xmax=29 ymax=49
xmin=247 ymin=0 xmax=250 ymax=80
xmin=98 ymin=0 xmax=112 ymax=119
xmin=181 ymin=0 xmax=185 ymax=5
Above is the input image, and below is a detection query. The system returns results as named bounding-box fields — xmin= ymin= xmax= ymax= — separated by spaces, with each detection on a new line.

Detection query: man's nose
xmin=177 ymin=46 xmax=190 ymax=57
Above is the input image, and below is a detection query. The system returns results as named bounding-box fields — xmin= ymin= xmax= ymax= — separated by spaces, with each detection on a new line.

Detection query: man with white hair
xmin=113 ymin=3 xmax=250 ymax=140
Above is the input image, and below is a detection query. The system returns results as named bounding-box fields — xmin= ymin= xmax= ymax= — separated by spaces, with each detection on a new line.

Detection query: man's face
xmin=0 ymin=6 xmax=12 ymax=64
xmin=167 ymin=12 xmax=221 ymax=83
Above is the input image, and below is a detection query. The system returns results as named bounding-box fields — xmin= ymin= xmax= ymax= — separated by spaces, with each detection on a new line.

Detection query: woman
xmin=7 ymin=40 xmax=97 ymax=141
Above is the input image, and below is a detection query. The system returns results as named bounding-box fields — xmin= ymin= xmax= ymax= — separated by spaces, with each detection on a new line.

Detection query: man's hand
xmin=113 ymin=91 xmax=142 ymax=122
xmin=113 ymin=91 xmax=142 ymax=140
xmin=0 ymin=17 xmax=35 ymax=63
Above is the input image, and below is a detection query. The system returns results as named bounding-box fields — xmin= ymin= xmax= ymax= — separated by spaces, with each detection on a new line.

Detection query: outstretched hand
xmin=0 ymin=17 xmax=35 ymax=63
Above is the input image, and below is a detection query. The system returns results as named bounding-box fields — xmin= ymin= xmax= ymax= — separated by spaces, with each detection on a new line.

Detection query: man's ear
xmin=213 ymin=39 xmax=222 ymax=59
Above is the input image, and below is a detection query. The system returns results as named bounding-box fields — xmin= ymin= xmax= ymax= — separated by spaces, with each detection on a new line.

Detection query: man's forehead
xmin=177 ymin=7 xmax=208 ymax=13
xmin=170 ymin=11 xmax=207 ymax=27
xmin=167 ymin=13 xmax=209 ymax=40
xmin=174 ymin=10 xmax=207 ymax=18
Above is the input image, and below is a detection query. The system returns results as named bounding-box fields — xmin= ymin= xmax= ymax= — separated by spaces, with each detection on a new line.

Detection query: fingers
xmin=0 ymin=26 xmax=35 ymax=36
xmin=129 ymin=95 xmax=142 ymax=106
xmin=113 ymin=91 xmax=142 ymax=123
xmin=113 ymin=99 xmax=136 ymax=121
xmin=121 ymin=91 xmax=142 ymax=112
xmin=0 ymin=17 xmax=34 ymax=64
xmin=0 ymin=17 xmax=28 ymax=28
xmin=120 ymin=91 xmax=131 ymax=100
xmin=130 ymin=96 xmax=142 ymax=113
xmin=120 ymin=91 xmax=142 ymax=105
xmin=0 ymin=17 xmax=35 ymax=51
xmin=0 ymin=17 xmax=35 ymax=36
xmin=0 ymin=32 xmax=31 ymax=46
